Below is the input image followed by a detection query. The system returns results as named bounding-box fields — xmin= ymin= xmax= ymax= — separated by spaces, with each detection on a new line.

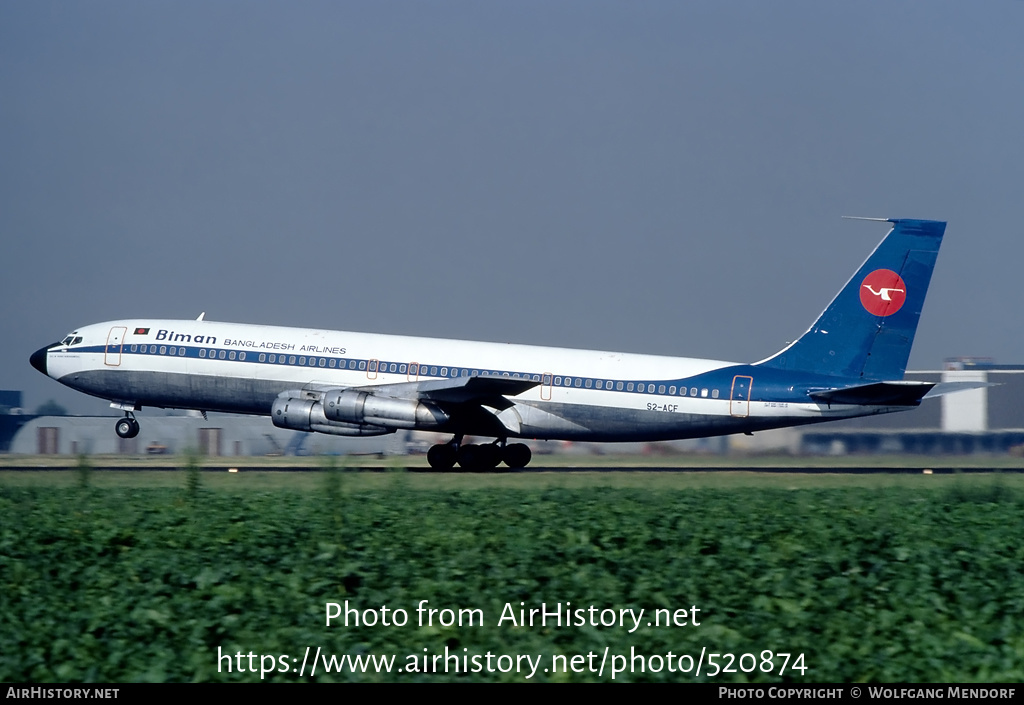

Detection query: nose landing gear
xmin=115 ymin=414 xmax=140 ymax=439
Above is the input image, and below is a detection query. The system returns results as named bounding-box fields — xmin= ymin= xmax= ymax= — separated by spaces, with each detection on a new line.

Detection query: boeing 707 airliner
xmin=31 ymin=218 xmax=954 ymax=469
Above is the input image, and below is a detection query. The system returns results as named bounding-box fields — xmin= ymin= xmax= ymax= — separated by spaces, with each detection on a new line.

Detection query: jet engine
xmin=271 ymin=396 xmax=391 ymax=436
xmin=322 ymin=389 xmax=449 ymax=428
xmin=271 ymin=389 xmax=449 ymax=436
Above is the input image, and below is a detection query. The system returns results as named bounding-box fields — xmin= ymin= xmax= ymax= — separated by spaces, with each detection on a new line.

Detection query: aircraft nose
xmin=30 ymin=344 xmax=55 ymax=376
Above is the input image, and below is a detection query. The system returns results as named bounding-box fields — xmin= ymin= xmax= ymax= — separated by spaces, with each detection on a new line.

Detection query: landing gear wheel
xmin=456 ymin=443 xmax=481 ymax=469
xmin=115 ymin=417 xmax=140 ymax=439
xmin=426 ymin=444 xmax=457 ymax=470
xmin=478 ymin=444 xmax=502 ymax=470
xmin=502 ymin=443 xmax=532 ymax=469
xmin=456 ymin=444 xmax=502 ymax=470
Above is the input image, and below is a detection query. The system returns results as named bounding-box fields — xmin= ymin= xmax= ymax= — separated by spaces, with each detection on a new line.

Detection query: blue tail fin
xmin=757 ymin=218 xmax=945 ymax=381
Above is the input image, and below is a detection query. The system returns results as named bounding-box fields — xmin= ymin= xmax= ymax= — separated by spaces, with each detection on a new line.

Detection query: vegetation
xmin=32 ymin=399 xmax=68 ymax=416
xmin=75 ymin=454 xmax=92 ymax=489
xmin=182 ymin=450 xmax=202 ymax=498
xmin=1 ymin=475 xmax=1021 ymax=682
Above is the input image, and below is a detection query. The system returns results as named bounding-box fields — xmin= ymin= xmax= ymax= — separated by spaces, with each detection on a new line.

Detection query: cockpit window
xmin=61 ymin=336 xmax=84 ymax=346
xmin=72 ymin=337 xmax=83 ymax=345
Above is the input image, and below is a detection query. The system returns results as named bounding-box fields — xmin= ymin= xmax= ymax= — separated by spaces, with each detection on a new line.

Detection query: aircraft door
xmin=730 ymin=375 xmax=753 ymax=417
xmin=105 ymin=326 xmax=127 ymax=366
xmin=541 ymin=373 xmax=553 ymax=401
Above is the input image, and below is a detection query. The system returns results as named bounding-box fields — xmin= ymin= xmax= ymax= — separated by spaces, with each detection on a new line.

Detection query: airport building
xmin=7 ymin=413 xmax=409 ymax=457
xmin=0 ymin=391 xmax=34 ymax=453
xmin=796 ymin=359 xmax=1024 ymax=455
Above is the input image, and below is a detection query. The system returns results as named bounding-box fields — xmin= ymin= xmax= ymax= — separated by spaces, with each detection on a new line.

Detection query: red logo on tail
xmin=860 ymin=270 xmax=906 ymax=316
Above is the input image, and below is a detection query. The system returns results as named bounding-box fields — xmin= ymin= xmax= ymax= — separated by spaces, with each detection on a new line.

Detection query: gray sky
xmin=2 ymin=1 xmax=1022 ymax=414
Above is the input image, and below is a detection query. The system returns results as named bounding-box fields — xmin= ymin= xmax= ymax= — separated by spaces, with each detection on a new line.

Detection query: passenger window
xmin=359 ymin=361 xmax=366 ymax=370
xmin=400 ymin=364 xmax=407 ymax=373
xmin=701 ymin=388 xmax=708 ymax=398
xmin=712 ymin=389 xmax=720 ymax=399
xmin=259 ymin=354 xmax=266 ymax=362
xmin=289 ymin=356 xmax=296 ymax=365
xmin=440 ymin=367 xmax=447 ymax=376
xmin=627 ymin=382 xmax=634 ymax=391
xmin=268 ymin=354 xmax=275 ymax=363
xmin=690 ymin=387 xmax=698 ymax=396
xmin=228 ymin=351 xmax=236 ymax=360
xmin=638 ymin=383 xmax=645 ymax=392
xmin=616 ymin=381 xmax=623 ymax=391
xmin=595 ymin=380 xmax=603 ymax=389
xmin=131 ymin=345 xmax=138 ymax=352
xmin=574 ymin=378 xmax=582 ymax=387
xmin=141 ymin=345 xmax=148 ymax=353
xmin=658 ymin=385 xmax=666 ymax=394
xmin=585 ymin=379 xmax=592 ymax=388
xmin=431 ymin=366 xmax=438 ymax=375
xmin=669 ymin=386 xmax=676 ymax=394
xmin=388 ymin=363 xmax=395 ymax=373
xmin=349 ymin=360 xmax=357 ymax=369
xmin=219 ymin=350 xmax=226 ymax=360
xmin=200 ymin=349 xmax=205 ymax=358
xmin=319 ymin=358 xmax=326 ymax=367
xmin=329 ymin=359 xmax=336 ymax=368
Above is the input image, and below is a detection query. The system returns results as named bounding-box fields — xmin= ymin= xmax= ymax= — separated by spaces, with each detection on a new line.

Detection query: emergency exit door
xmin=730 ymin=375 xmax=753 ymax=417
xmin=105 ymin=326 xmax=127 ymax=366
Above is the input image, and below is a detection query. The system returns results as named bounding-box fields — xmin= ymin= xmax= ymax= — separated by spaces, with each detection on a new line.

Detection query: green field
xmin=2 ymin=463 xmax=1022 ymax=682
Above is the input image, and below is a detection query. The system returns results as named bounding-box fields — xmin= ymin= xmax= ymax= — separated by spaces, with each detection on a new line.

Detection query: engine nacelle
xmin=271 ymin=396 xmax=392 ymax=436
xmin=322 ymin=389 xmax=449 ymax=429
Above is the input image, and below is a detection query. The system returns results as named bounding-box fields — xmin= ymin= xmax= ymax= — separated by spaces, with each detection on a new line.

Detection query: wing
xmin=354 ymin=373 xmax=540 ymax=409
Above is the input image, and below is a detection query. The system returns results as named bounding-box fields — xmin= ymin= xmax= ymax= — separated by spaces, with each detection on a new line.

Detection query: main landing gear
xmin=115 ymin=414 xmax=140 ymax=439
xmin=426 ymin=435 xmax=532 ymax=471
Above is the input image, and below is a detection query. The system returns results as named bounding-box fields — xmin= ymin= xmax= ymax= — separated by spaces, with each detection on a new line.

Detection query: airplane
xmin=31 ymin=218 xmax=960 ymax=469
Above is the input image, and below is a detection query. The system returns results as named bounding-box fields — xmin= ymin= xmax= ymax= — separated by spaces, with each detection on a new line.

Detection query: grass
xmin=2 ymin=461 xmax=1022 ymax=682
xmin=3 ymin=467 xmax=1024 ymax=492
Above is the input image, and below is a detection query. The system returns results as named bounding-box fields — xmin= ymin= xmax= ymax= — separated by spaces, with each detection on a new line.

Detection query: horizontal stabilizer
xmin=923 ymin=381 xmax=997 ymax=399
xmin=808 ymin=381 xmax=935 ymax=406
